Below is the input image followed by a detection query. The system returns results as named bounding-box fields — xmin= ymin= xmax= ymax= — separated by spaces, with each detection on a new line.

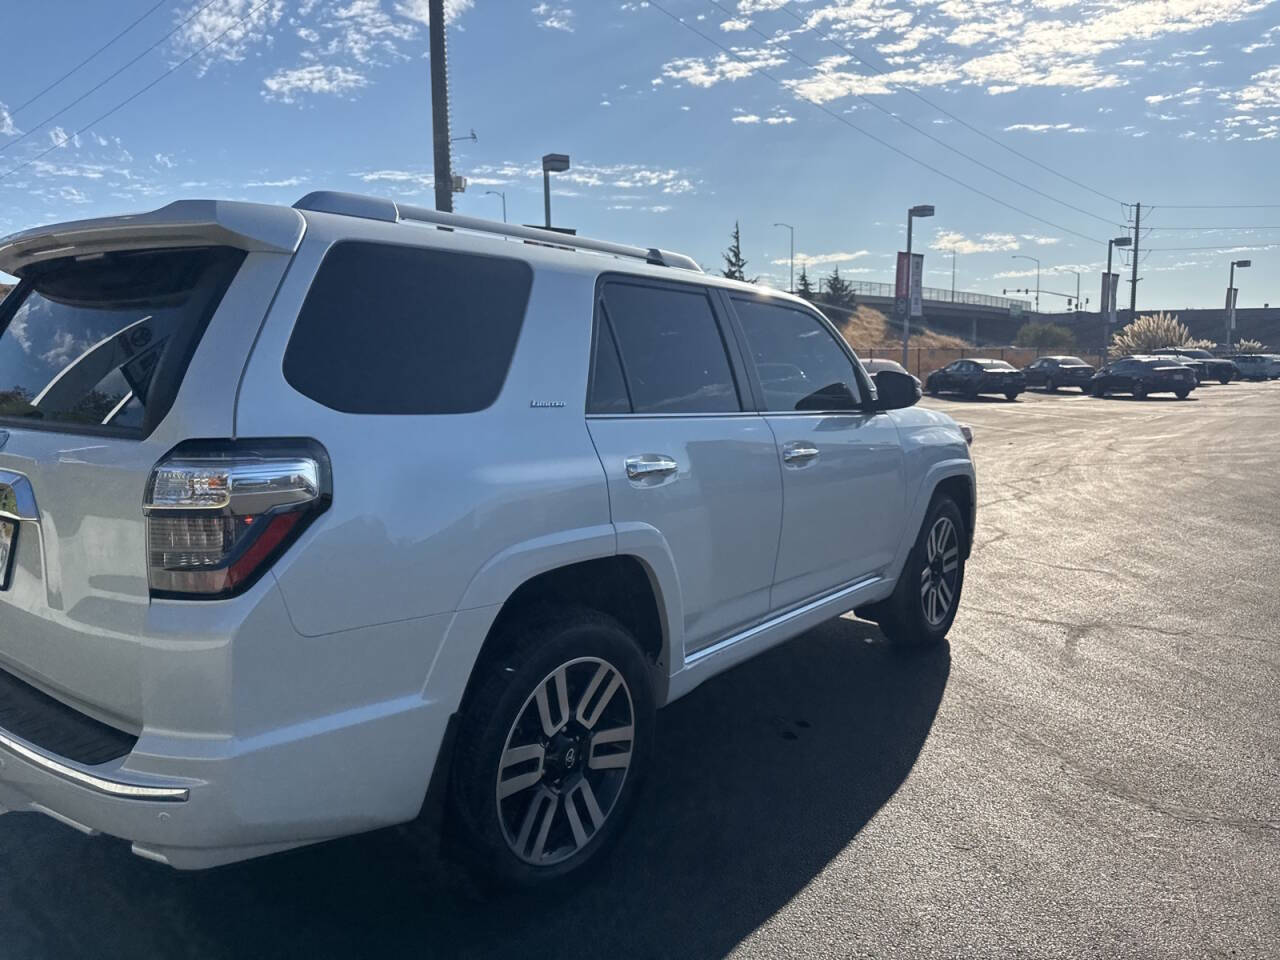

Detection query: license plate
xmin=0 ymin=518 xmax=16 ymax=590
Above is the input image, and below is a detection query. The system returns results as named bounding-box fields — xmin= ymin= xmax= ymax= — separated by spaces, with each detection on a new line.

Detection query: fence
xmin=855 ymin=346 xmax=1109 ymax=380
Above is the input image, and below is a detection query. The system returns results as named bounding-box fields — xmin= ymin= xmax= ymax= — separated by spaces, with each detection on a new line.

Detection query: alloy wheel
xmin=919 ymin=516 xmax=960 ymax=627
xmin=495 ymin=657 xmax=635 ymax=866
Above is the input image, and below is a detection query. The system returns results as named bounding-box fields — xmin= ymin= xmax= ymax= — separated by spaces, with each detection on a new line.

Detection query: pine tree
xmin=796 ymin=265 xmax=815 ymax=301
xmin=722 ymin=221 xmax=749 ymax=281
xmin=821 ymin=266 xmax=855 ymax=324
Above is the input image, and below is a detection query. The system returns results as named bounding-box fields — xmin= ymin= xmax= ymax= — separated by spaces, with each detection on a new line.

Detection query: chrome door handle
xmin=782 ymin=443 xmax=820 ymax=463
xmin=625 ymin=455 xmax=678 ymax=479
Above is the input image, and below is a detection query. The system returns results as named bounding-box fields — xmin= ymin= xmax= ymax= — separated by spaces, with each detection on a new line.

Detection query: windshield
xmin=1058 ymin=357 xmax=1087 ymax=365
xmin=0 ymin=248 xmax=243 ymax=436
xmin=979 ymin=360 xmax=1016 ymax=371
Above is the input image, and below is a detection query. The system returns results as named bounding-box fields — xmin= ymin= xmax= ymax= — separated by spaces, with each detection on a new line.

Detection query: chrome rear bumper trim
xmin=0 ymin=729 xmax=189 ymax=802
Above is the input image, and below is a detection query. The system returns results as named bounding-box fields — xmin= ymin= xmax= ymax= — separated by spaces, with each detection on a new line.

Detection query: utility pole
xmin=1128 ymin=201 xmax=1141 ymax=318
xmin=774 ymin=223 xmax=795 ymax=293
xmin=950 ymin=250 xmax=957 ymax=302
xmin=428 ymin=0 xmax=453 ymax=213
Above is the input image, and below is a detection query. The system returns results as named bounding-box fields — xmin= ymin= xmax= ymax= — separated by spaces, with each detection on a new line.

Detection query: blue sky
xmin=2 ymin=0 xmax=1278 ymax=310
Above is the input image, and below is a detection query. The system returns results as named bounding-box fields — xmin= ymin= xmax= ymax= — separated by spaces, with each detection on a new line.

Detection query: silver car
xmin=0 ymin=192 xmax=975 ymax=885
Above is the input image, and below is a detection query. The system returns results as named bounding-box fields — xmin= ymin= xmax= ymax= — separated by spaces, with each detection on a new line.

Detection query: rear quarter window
xmin=283 ymin=241 xmax=533 ymax=415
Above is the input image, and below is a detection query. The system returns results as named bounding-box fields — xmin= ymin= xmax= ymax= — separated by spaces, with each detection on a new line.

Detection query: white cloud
xmin=932 ymin=231 xmax=1021 ymax=255
xmin=661 ymin=47 xmax=787 ymax=88
xmin=0 ymin=102 xmax=16 ymax=137
xmin=173 ymin=0 xmax=287 ymax=75
xmin=263 ymin=64 xmax=369 ymax=102
xmin=531 ymin=3 xmax=574 ymax=32
xmin=783 ymin=250 xmax=871 ymax=268
xmin=732 ymin=113 xmax=762 ymax=124
xmin=1003 ymin=122 xmax=1072 ymax=132
xmin=720 ymin=18 xmax=751 ymax=31
xmin=1021 ymin=235 xmax=1061 ymax=246
xmin=1243 ymin=25 xmax=1280 ymax=53
xmin=1226 ymin=66 xmax=1280 ymax=112
xmin=245 ymin=176 xmax=306 ymax=187
xmin=155 ymin=153 xmax=177 ymax=169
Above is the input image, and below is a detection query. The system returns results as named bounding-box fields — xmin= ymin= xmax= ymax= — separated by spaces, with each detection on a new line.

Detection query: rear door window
xmin=283 ymin=241 xmax=533 ymax=415
xmin=0 ymin=247 xmax=244 ymax=437
xmin=597 ymin=280 xmax=741 ymax=414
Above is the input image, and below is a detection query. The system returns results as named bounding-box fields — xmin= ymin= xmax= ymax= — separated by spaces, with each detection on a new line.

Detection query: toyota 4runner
xmin=0 ymin=192 xmax=974 ymax=885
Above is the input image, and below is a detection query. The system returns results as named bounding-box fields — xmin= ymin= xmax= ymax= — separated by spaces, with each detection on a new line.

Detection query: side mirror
xmin=874 ymin=369 xmax=921 ymax=410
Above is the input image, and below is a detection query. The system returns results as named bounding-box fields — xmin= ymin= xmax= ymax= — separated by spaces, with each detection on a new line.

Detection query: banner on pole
xmin=909 ymin=253 xmax=924 ymax=318
xmin=1101 ymin=272 xmax=1120 ymax=324
xmin=1226 ymin=286 xmax=1238 ymax=329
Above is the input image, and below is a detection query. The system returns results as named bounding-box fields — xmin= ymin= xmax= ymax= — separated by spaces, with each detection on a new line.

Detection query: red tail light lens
xmin=144 ymin=439 xmax=331 ymax=599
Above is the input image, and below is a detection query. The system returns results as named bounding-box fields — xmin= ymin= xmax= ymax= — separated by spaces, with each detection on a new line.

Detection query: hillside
xmin=839 ymin=304 xmax=970 ymax=351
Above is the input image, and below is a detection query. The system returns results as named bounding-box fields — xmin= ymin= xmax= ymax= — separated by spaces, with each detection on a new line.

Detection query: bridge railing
xmin=844 ymin=280 xmax=1031 ymax=312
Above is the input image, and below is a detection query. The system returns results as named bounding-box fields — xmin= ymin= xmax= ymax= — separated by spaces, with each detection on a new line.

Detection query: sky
xmin=1 ymin=0 xmax=1279 ymax=311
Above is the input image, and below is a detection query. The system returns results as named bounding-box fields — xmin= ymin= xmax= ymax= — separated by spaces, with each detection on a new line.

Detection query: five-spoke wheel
xmin=919 ymin=516 xmax=960 ymax=627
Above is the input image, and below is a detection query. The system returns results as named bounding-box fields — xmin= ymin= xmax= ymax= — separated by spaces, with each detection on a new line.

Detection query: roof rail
xmin=293 ymin=190 xmax=702 ymax=273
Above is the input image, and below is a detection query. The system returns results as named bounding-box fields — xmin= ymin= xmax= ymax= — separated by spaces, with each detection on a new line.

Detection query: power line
xmin=1149 ymin=203 xmax=1280 ymax=209
xmin=0 ymin=0 xmax=225 ymax=157
xmin=0 ymin=0 xmax=273 ymax=184
xmin=1146 ymin=225 xmax=1280 ymax=231
xmin=704 ymin=0 xmax=1124 ymax=230
xmin=763 ymin=0 xmax=1127 ymax=209
xmin=648 ymin=2 xmax=1104 ymax=245
xmin=1146 ymin=244 xmax=1280 ymax=252
xmin=6 ymin=0 xmax=169 ymax=118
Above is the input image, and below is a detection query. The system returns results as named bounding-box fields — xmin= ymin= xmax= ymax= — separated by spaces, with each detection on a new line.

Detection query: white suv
xmin=0 ymin=192 xmax=975 ymax=885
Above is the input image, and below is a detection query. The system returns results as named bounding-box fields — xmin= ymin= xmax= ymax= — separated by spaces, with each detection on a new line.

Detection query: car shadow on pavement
xmin=927 ymin=394 xmax=1020 ymax=403
xmin=0 ymin=617 xmax=950 ymax=960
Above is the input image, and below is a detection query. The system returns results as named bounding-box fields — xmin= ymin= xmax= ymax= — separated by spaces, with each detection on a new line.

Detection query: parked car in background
xmin=1022 ymin=355 xmax=1096 ymax=392
xmin=1231 ymin=354 xmax=1280 ymax=380
xmin=1090 ymin=356 xmax=1197 ymax=399
xmin=0 ymin=192 xmax=977 ymax=886
xmin=1150 ymin=348 xmax=1236 ymax=384
xmin=925 ymin=359 xmax=1025 ymax=401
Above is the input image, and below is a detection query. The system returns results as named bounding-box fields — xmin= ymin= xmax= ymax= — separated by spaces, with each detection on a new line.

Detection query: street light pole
xmin=1104 ymin=236 xmax=1131 ymax=356
xmin=541 ymin=153 xmax=570 ymax=229
xmin=1013 ymin=254 xmax=1041 ymax=313
xmin=1227 ymin=258 xmax=1251 ymax=348
xmin=485 ymin=190 xmax=507 ymax=223
xmin=902 ymin=204 xmax=934 ymax=368
xmin=773 ymin=222 xmax=795 ymax=293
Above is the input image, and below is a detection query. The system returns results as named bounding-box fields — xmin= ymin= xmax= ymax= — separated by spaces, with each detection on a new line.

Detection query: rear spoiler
xmin=0 ymin=199 xmax=305 ymax=276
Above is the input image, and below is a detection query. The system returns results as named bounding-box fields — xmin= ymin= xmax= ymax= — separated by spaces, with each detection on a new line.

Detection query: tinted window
xmin=733 ymin=298 xmax=859 ymax=412
xmin=587 ymin=315 xmax=630 ymax=414
xmin=600 ymin=281 xmax=740 ymax=414
xmin=1060 ymin=357 xmax=1086 ymax=365
xmin=0 ymin=247 xmax=243 ymax=436
xmin=284 ymin=242 xmax=532 ymax=415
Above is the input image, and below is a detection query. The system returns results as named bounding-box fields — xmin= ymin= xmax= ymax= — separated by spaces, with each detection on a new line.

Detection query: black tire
xmin=1091 ymin=382 xmax=1106 ymax=397
xmin=926 ymin=380 xmax=938 ymax=396
xmin=1045 ymin=377 xmax=1057 ymax=393
xmin=866 ymin=496 xmax=965 ymax=648
xmin=446 ymin=608 xmax=654 ymax=889
xmin=1133 ymin=381 xmax=1148 ymax=399
xmin=1218 ymin=374 xmax=1231 ymax=385
xmin=1004 ymin=391 xmax=1019 ymax=402
xmin=1175 ymin=388 xmax=1191 ymax=400
xmin=1080 ymin=384 xmax=1092 ymax=393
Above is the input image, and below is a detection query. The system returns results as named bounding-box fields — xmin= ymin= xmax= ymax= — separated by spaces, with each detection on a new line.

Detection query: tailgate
xmin=0 ymin=209 xmax=300 ymax=730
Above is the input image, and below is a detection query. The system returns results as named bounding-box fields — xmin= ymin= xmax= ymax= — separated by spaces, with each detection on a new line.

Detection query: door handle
xmin=782 ymin=443 xmax=820 ymax=463
xmin=625 ymin=455 xmax=678 ymax=480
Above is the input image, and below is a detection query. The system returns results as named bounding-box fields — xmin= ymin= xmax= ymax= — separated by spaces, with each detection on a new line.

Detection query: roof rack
xmin=293 ymin=191 xmax=703 ymax=273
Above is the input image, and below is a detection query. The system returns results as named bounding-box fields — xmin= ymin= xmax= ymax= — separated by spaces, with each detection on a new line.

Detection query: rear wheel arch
xmin=931 ymin=474 xmax=974 ymax=559
xmin=465 ymin=556 xmax=669 ymax=711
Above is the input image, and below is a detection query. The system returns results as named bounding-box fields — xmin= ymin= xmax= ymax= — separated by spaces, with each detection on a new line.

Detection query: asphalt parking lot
xmin=2 ymin=381 xmax=1278 ymax=959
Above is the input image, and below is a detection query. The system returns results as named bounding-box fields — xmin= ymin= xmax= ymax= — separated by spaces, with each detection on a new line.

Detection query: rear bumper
xmin=0 ymin=691 xmax=450 ymax=869
xmin=0 ymin=580 xmax=478 ymax=869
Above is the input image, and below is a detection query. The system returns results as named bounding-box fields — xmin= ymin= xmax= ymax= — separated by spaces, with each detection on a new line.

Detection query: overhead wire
xmin=703 ymin=0 xmax=1125 ymax=229
xmin=4 ymin=0 xmax=170 ymax=118
xmin=0 ymin=0 xmax=274 ymax=184
xmin=648 ymin=1 xmax=1105 ymax=245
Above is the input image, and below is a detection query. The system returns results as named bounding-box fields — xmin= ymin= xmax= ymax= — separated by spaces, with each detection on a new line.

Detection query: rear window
xmin=283 ymin=241 xmax=533 ymax=415
xmin=980 ymin=360 xmax=1016 ymax=371
xmin=0 ymin=247 xmax=244 ymax=437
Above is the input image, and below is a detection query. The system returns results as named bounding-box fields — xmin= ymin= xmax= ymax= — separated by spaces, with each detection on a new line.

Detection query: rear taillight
xmin=144 ymin=439 xmax=331 ymax=599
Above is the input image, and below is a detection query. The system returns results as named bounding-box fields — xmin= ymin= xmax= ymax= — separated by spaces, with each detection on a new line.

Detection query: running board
xmin=666 ymin=575 xmax=886 ymax=704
